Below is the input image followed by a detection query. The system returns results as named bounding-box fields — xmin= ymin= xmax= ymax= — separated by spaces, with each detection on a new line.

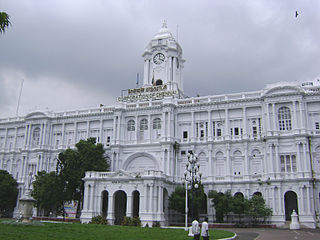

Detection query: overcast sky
xmin=1 ymin=0 xmax=319 ymax=118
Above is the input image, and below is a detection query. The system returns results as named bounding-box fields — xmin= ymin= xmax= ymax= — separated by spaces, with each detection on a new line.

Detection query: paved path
xmin=230 ymin=228 xmax=320 ymax=240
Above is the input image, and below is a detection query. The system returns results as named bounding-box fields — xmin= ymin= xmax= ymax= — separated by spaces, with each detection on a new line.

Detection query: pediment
xmin=25 ymin=111 xmax=48 ymax=119
xmin=262 ymin=83 xmax=303 ymax=97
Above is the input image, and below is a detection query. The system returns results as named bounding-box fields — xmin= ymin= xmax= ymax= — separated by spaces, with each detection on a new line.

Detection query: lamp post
xmin=184 ymin=152 xmax=202 ymax=229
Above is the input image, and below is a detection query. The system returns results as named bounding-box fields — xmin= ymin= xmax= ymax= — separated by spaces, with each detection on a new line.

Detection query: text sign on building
xmin=117 ymin=84 xmax=178 ymax=102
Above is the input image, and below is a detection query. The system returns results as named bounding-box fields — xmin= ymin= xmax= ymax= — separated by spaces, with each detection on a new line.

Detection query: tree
xmin=247 ymin=194 xmax=272 ymax=223
xmin=0 ymin=12 xmax=11 ymax=34
xmin=169 ymin=184 xmax=207 ymax=220
xmin=232 ymin=194 xmax=249 ymax=223
xmin=0 ymin=170 xmax=18 ymax=217
xmin=56 ymin=138 xmax=109 ymax=215
xmin=31 ymin=171 xmax=65 ymax=216
xmin=208 ymin=190 xmax=233 ymax=223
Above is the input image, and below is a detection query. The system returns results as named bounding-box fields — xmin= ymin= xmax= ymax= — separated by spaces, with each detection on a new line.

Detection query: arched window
xmin=127 ymin=120 xmax=135 ymax=131
xmin=155 ymin=79 xmax=163 ymax=86
xmin=278 ymin=106 xmax=292 ymax=131
xmin=153 ymin=118 xmax=161 ymax=130
xmin=140 ymin=119 xmax=148 ymax=131
xmin=32 ymin=127 xmax=40 ymax=146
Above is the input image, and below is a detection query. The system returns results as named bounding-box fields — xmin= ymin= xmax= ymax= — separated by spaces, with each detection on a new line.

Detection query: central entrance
xmin=114 ymin=190 xmax=127 ymax=225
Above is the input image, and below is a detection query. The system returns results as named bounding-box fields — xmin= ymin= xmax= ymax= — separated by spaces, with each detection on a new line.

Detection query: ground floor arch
xmin=284 ymin=191 xmax=298 ymax=221
xmin=114 ymin=190 xmax=127 ymax=225
xmin=132 ymin=190 xmax=140 ymax=218
xmin=101 ymin=190 xmax=109 ymax=218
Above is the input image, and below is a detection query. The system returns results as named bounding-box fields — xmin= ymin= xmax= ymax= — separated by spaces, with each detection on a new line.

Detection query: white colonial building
xmin=1 ymin=22 xmax=320 ymax=228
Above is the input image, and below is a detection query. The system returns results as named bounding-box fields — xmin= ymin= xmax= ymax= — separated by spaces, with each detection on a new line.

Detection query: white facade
xmin=1 ymin=23 xmax=320 ymax=228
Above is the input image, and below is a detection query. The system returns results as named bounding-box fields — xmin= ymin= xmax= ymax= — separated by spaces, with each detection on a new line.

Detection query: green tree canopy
xmin=169 ymin=184 xmax=207 ymax=220
xmin=31 ymin=171 xmax=65 ymax=216
xmin=56 ymin=138 xmax=110 ymax=214
xmin=208 ymin=190 xmax=233 ymax=223
xmin=0 ymin=12 xmax=11 ymax=34
xmin=0 ymin=170 xmax=18 ymax=217
xmin=247 ymin=194 xmax=272 ymax=222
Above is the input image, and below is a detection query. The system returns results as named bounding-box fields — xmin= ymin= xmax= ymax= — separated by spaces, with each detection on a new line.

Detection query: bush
xmin=121 ymin=216 xmax=131 ymax=226
xmin=89 ymin=215 xmax=108 ymax=225
xmin=121 ymin=216 xmax=141 ymax=227
xmin=152 ymin=221 xmax=160 ymax=227
xmin=131 ymin=217 xmax=141 ymax=227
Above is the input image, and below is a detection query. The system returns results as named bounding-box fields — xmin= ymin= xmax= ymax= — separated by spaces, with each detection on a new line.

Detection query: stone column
xmin=191 ymin=112 xmax=195 ymax=141
xmin=296 ymin=142 xmax=302 ymax=172
xmin=243 ymin=107 xmax=247 ymax=138
xmin=300 ymin=187 xmax=305 ymax=214
xmin=148 ymin=114 xmax=151 ymax=142
xmin=208 ymin=110 xmax=212 ymax=141
xmin=83 ymin=183 xmax=90 ymax=210
xmin=61 ymin=123 xmax=65 ymax=148
xmin=244 ymin=143 xmax=249 ymax=177
xmin=107 ymin=193 xmax=114 ymax=222
xmin=266 ymin=103 xmax=271 ymax=135
xmin=226 ymin=143 xmax=231 ymax=178
xmin=86 ymin=121 xmax=90 ymax=139
xmin=303 ymin=143 xmax=308 ymax=172
xmin=149 ymin=184 xmax=154 ymax=214
xmin=275 ymin=144 xmax=279 ymax=174
xmin=299 ymin=101 xmax=304 ymax=130
xmin=292 ymin=101 xmax=297 ymax=130
xmin=90 ymin=183 xmax=95 ymax=211
xmin=74 ymin=122 xmax=78 ymax=144
xmin=278 ymin=187 xmax=282 ymax=214
xmin=127 ymin=194 xmax=132 ymax=217
xmin=225 ymin=109 xmax=229 ymax=140
xmin=272 ymin=103 xmax=277 ymax=132
xmin=13 ymin=127 xmax=18 ymax=149
xmin=208 ymin=144 xmax=212 ymax=178
xmin=306 ymin=186 xmax=311 ymax=214
xmin=168 ymin=112 xmax=171 ymax=141
xmin=269 ymin=144 xmax=274 ymax=174
xmin=161 ymin=113 xmax=166 ymax=141
xmin=99 ymin=120 xmax=103 ymax=143
xmin=144 ymin=184 xmax=148 ymax=212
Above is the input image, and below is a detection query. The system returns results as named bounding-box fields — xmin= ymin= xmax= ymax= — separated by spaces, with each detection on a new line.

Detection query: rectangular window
xmin=213 ymin=122 xmax=216 ymax=136
xmin=316 ymin=122 xmax=319 ymax=130
xmin=280 ymin=156 xmax=285 ymax=172
xmin=183 ymin=131 xmax=188 ymax=139
xmin=200 ymin=130 xmax=204 ymax=139
xmin=234 ymin=127 xmax=239 ymax=136
xmin=217 ymin=129 xmax=222 ymax=136
xmin=205 ymin=122 xmax=208 ymax=137
xmin=253 ymin=126 xmax=257 ymax=138
xmin=196 ymin=123 xmax=199 ymax=138
xmin=292 ymin=155 xmax=297 ymax=172
xmin=181 ymin=150 xmax=186 ymax=155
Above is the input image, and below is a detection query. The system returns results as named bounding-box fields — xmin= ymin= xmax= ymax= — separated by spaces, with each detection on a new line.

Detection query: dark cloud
xmin=0 ymin=0 xmax=319 ymax=117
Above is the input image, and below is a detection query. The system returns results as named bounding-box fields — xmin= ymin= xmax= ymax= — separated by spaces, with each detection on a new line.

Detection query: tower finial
xmin=162 ymin=20 xmax=167 ymax=28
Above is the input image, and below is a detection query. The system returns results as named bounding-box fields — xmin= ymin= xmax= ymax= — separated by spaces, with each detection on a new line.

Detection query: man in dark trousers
xmin=201 ymin=217 xmax=209 ymax=240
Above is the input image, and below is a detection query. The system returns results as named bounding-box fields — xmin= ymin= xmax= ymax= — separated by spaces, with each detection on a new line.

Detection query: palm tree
xmin=0 ymin=12 xmax=11 ymax=34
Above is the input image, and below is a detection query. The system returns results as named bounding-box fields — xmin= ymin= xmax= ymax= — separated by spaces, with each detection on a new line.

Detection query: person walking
xmin=201 ymin=217 xmax=209 ymax=240
xmin=191 ymin=219 xmax=200 ymax=240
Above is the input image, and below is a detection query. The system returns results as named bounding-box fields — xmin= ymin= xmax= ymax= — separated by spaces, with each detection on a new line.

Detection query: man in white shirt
xmin=201 ymin=217 xmax=209 ymax=240
xmin=191 ymin=219 xmax=200 ymax=240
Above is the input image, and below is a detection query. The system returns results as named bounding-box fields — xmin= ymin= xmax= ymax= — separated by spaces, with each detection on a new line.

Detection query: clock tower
xmin=142 ymin=21 xmax=185 ymax=96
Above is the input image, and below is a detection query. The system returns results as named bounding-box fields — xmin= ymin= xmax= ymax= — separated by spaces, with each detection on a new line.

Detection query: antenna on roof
xmin=136 ymin=72 xmax=139 ymax=87
xmin=176 ymin=24 xmax=179 ymax=42
xmin=16 ymin=79 xmax=24 ymax=116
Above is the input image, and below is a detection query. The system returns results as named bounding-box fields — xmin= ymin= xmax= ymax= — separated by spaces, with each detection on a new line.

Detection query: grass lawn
xmin=0 ymin=220 xmax=235 ymax=240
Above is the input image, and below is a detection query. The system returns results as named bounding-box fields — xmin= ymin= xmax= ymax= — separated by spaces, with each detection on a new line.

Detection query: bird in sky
xmin=295 ymin=11 xmax=299 ymax=18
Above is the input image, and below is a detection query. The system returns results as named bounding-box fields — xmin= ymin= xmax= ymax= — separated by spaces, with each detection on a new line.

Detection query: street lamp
xmin=184 ymin=152 xmax=202 ymax=229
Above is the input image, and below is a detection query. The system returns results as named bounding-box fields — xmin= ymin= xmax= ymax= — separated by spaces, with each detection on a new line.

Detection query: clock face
xmin=153 ymin=53 xmax=165 ymax=65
